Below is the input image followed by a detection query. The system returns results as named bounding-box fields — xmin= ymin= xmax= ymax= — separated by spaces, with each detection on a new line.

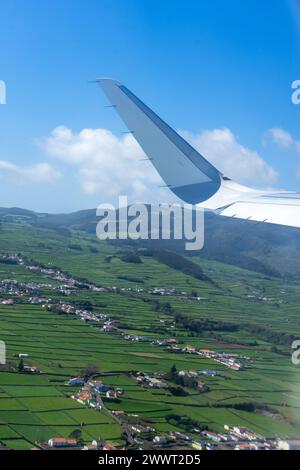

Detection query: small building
xmin=68 ymin=377 xmax=85 ymax=386
xmin=277 ymin=439 xmax=300 ymax=450
xmin=183 ymin=345 xmax=196 ymax=354
xmin=201 ymin=370 xmax=219 ymax=377
xmin=102 ymin=325 xmax=116 ymax=333
xmin=178 ymin=370 xmax=198 ymax=378
xmin=235 ymin=443 xmax=259 ymax=450
xmin=91 ymin=439 xmax=103 ymax=449
xmin=131 ymin=424 xmax=154 ymax=434
xmin=48 ymin=438 xmax=77 ymax=448
xmin=192 ymin=440 xmax=203 ymax=450
xmin=202 ymin=431 xmax=226 ymax=442
xmin=153 ymin=436 xmax=168 ymax=445
xmin=89 ymin=401 xmax=102 ymax=410
xmin=106 ymin=390 xmax=117 ymax=399
xmin=148 ymin=378 xmax=167 ymax=389
xmin=23 ymin=365 xmax=40 ymax=374
xmin=169 ymin=431 xmax=192 ymax=442
xmin=2 ymin=299 xmax=14 ymax=305
xmin=0 ymin=444 xmax=10 ymax=450
xmin=198 ymin=349 xmax=216 ymax=356
xmin=230 ymin=426 xmax=260 ymax=440
xmin=103 ymin=443 xmax=116 ymax=450
xmin=196 ymin=381 xmax=209 ymax=392
xmin=112 ymin=410 xmax=124 ymax=416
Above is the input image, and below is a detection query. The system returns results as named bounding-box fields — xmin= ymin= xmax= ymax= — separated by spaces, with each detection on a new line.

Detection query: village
xmin=165 ymin=343 xmax=250 ymax=371
xmin=0 ymin=257 xmax=250 ymax=375
xmin=31 ymin=373 xmax=292 ymax=451
xmin=0 ymin=254 xmax=219 ymax=303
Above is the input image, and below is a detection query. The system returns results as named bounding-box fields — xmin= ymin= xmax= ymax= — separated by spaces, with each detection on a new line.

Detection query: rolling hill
xmin=0 ymin=206 xmax=300 ymax=278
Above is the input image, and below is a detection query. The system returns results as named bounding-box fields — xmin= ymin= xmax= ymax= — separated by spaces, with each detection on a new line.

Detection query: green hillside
xmin=1 ymin=206 xmax=300 ymax=278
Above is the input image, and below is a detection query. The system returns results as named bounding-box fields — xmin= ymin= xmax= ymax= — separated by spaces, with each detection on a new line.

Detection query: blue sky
xmin=0 ymin=0 xmax=300 ymax=212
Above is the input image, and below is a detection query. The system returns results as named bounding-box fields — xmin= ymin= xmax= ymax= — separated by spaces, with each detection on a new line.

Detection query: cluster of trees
xmin=138 ymin=248 xmax=211 ymax=282
xmin=30 ymin=218 xmax=72 ymax=237
xmin=150 ymin=301 xmax=173 ymax=314
xmin=211 ymin=402 xmax=256 ymax=412
xmin=48 ymin=305 xmax=65 ymax=315
xmin=174 ymin=312 xmax=239 ymax=334
xmin=69 ymin=429 xmax=84 ymax=446
xmin=147 ymin=299 xmax=240 ymax=338
xmin=75 ymin=300 xmax=93 ymax=310
xmin=0 ymin=258 xmax=17 ymax=265
xmin=165 ymin=365 xmax=199 ymax=391
xmin=68 ymin=243 xmax=83 ymax=251
xmin=165 ymin=414 xmax=208 ymax=432
xmin=89 ymin=246 xmax=99 ymax=253
xmin=80 ymin=363 xmax=99 ymax=380
xmin=244 ymin=324 xmax=297 ymax=347
xmin=168 ymin=386 xmax=189 ymax=397
xmin=117 ymin=275 xmax=144 ymax=283
xmin=147 ymin=296 xmax=292 ymax=349
xmin=18 ymin=358 xmax=24 ymax=372
xmin=211 ymin=401 xmax=276 ymax=414
xmin=120 ymin=252 xmax=142 ymax=264
xmin=173 ymin=311 xmax=293 ymax=347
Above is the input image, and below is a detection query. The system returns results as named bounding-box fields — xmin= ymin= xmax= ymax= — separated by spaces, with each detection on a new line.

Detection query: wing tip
xmin=96 ymin=77 xmax=121 ymax=86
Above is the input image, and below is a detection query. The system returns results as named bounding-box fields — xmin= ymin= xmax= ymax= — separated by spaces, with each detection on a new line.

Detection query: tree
xmin=69 ymin=429 xmax=83 ymax=446
xmin=169 ymin=386 xmax=188 ymax=397
xmin=81 ymin=363 xmax=99 ymax=380
xmin=120 ymin=252 xmax=142 ymax=264
xmin=18 ymin=358 xmax=24 ymax=373
xmin=77 ymin=300 xmax=93 ymax=310
xmin=165 ymin=364 xmax=177 ymax=381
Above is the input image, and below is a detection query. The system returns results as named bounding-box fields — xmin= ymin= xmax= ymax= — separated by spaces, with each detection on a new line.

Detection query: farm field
xmin=0 ymin=221 xmax=299 ymax=449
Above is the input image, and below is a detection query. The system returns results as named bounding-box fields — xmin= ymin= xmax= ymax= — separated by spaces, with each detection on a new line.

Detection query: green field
xmin=0 ymin=221 xmax=300 ymax=449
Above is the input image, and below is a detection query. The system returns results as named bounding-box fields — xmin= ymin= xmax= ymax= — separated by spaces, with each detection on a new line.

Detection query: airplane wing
xmin=98 ymin=78 xmax=300 ymax=229
xmin=200 ymin=179 xmax=300 ymax=228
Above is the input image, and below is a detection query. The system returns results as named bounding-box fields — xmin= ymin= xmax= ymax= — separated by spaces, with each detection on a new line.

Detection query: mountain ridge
xmin=0 ymin=206 xmax=300 ymax=279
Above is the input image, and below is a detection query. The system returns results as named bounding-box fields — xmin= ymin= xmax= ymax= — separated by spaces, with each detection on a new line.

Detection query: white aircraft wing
xmin=98 ymin=78 xmax=300 ymax=229
xmin=201 ymin=179 xmax=300 ymax=228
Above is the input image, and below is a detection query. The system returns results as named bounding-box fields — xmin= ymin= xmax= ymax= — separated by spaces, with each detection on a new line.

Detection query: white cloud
xmin=40 ymin=126 xmax=278 ymax=203
xmin=181 ymin=128 xmax=278 ymax=185
xmin=264 ymin=128 xmax=300 ymax=180
xmin=264 ymin=128 xmax=294 ymax=149
xmin=0 ymin=160 xmax=62 ymax=184
xmin=41 ymin=126 xmax=161 ymax=200
xmin=22 ymin=163 xmax=62 ymax=183
xmin=0 ymin=160 xmax=18 ymax=171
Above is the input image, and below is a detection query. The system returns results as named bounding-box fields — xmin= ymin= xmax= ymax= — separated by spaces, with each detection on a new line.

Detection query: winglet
xmin=97 ymin=78 xmax=222 ymax=204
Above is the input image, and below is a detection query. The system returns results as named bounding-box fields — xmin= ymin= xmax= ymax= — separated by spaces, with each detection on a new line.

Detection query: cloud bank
xmin=40 ymin=126 xmax=161 ymax=200
xmin=0 ymin=160 xmax=62 ymax=184
xmin=40 ymin=126 xmax=278 ymax=201
xmin=182 ymin=128 xmax=278 ymax=185
xmin=264 ymin=127 xmax=300 ymax=153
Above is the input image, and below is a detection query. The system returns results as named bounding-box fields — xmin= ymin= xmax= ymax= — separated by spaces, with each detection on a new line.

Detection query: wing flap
xmin=220 ymin=201 xmax=300 ymax=227
xmin=216 ymin=190 xmax=300 ymax=227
